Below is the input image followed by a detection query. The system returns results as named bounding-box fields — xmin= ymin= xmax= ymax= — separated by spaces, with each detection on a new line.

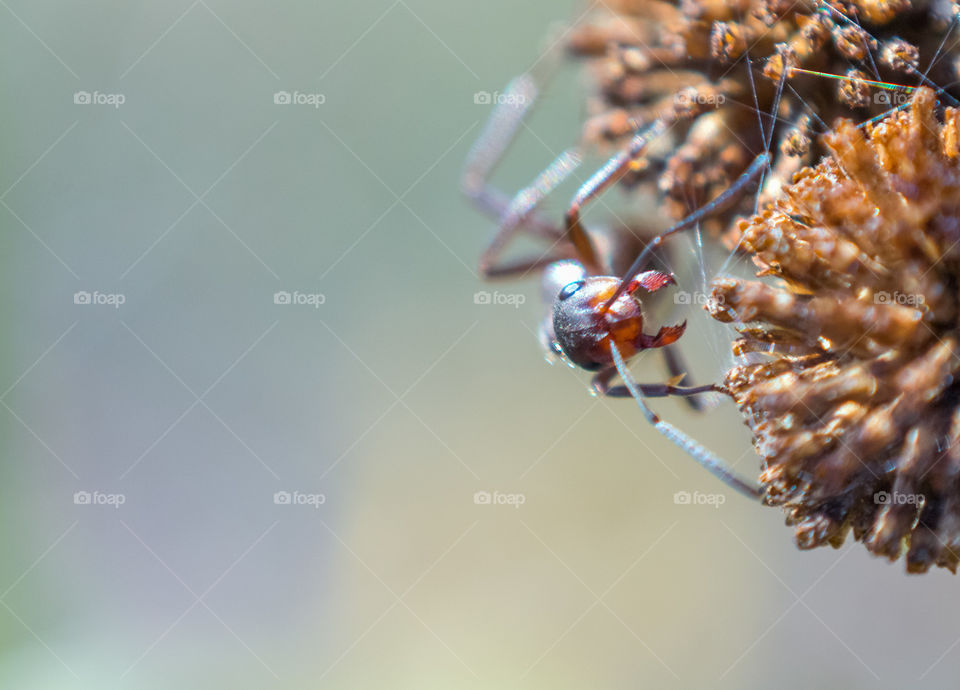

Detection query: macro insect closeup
xmin=464 ymin=0 xmax=960 ymax=572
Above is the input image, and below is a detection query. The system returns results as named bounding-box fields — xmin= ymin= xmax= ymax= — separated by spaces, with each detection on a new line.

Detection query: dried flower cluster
xmin=474 ymin=3 xmax=960 ymax=572
xmin=566 ymin=0 xmax=960 ymax=238
xmin=708 ymin=87 xmax=960 ymax=572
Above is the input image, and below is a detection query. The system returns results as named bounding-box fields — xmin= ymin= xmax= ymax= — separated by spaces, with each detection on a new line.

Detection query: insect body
xmin=552 ymin=270 xmax=684 ymax=371
xmin=463 ymin=68 xmax=765 ymax=499
xmin=463 ymin=0 xmax=960 ymax=570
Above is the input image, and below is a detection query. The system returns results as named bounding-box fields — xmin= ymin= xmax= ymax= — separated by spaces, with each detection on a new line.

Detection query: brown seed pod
xmin=707 ymin=87 xmax=960 ymax=573
xmin=565 ymin=0 xmax=960 ymax=240
xmin=838 ymin=68 xmax=871 ymax=109
xmin=468 ymin=3 xmax=960 ymax=573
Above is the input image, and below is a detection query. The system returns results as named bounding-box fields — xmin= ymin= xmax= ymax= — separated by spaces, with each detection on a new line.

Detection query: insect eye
xmin=558 ymin=280 xmax=585 ymax=301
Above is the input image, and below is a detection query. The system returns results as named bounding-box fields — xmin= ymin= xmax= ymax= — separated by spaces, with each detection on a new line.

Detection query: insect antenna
xmin=601 ymin=151 xmax=770 ymax=312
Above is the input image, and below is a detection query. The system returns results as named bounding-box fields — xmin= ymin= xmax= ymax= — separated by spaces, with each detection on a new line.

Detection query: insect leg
xmin=461 ymin=74 xmax=541 ymax=222
xmin=609 ymin=342 xmax=761 ymax=500
xmin=478 ymin=148 xmax=582 ymax=278
xmin=660 ymin=347 xmax=705 ymax=412
xmin=591 ymin=364 xmax=721 ymax=400
xmin=563 ymin=119 xmax=669 ymax=274
xmin=462 ymin=68 xmax=587 ymax=279
xmin=461 ymin=72 xmax=566 ymax=250
xmin=603 ymin=152 xmax=770 ymax=310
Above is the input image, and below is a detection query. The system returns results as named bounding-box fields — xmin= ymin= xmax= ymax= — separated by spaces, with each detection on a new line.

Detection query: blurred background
xmin=0 ymin=2 xmax=959 ymax=689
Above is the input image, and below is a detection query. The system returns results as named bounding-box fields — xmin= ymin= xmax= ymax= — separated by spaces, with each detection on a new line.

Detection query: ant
xmin=463 ymin=69 xmax=707 ymax=401
xmin=463 ymin=66 xmax=764 ymax=500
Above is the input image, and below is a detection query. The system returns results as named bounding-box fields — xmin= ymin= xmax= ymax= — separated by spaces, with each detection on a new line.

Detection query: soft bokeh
xmin=0 ymin=2 xmax=959 ymax=689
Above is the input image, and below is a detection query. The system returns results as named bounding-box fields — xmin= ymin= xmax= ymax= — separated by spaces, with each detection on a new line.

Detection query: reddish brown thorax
xmin=552 ymin=271 xmax=686 ymax=371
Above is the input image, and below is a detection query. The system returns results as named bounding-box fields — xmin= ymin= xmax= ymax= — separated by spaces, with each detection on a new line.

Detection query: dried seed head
xmin=762 ymin=44 xmax=799 ymax=82
xmin=880 ymin=38 xmax=921 ymax=73
xmin=859 ymin=0 xmax=913 ymax=25
xmin=710 ymin=21 xmax=748 ymax=62
xmin=564 ymin=0 xmax=960 ymax=245
xmin=708 ymin=88 xmax=960 ymax=573
xmin=781 ymin=115 xmax=811 ymax=157
xmin=834 ymin=25 xmax=874 ymax=61
xmin=838 ymin=68 xmax=872 ymax=109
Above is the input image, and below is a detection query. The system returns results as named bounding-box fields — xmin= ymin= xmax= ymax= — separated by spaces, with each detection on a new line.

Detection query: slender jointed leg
xmin=591 ymin=364 xmax=722 ymax=400
xmin=462 ymin=74 xmax=542 ymax=223
xmin=609 ymin=341 xmax=761 ymax=500
xmin=478 ymin=148 xmax=582 ymax=278
xmin=461 ymin=41 xmax=564 ymax=216
xmin=462 ymin=65 xmax=589 ymax=279
xmin=482 ymin=253 xmax=575 ymax=280
xmin=462 ymin=73 xmax=562 ymax=244
xmin=603 ymin=152 xmax=770 ymax=310
xmin=563 ymin=119 xmax=669 ymax=274
xmin=660 ymin=347 xmax=705 ymax=412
